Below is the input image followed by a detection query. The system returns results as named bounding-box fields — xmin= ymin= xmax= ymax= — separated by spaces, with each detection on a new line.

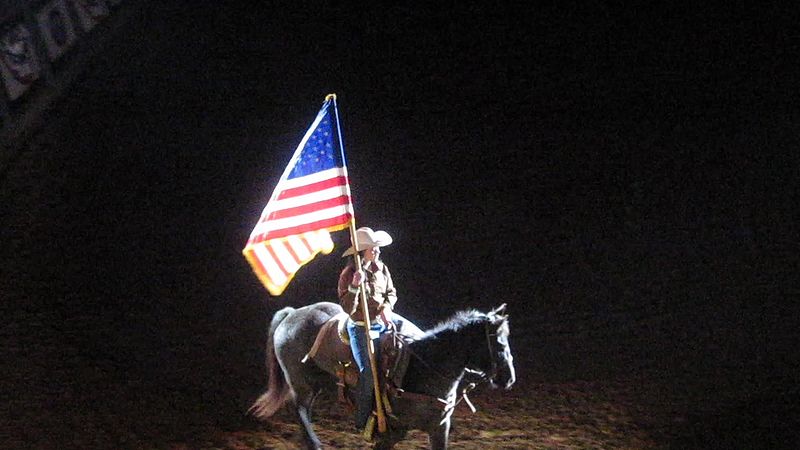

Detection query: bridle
xmin=403 ymin=317 xmax=506 ymax=385
xmin=390 ymin=316 xmax=508 ymax=420
xmin=465 ymin=318 xmax=507 ymax=385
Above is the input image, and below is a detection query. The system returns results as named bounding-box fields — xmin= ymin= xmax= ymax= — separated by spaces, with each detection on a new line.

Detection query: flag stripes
xmin=244 ymin=230 xmax=336 ymax=295
xmin=268 ymin=196 xmax=350 ymax=221
xmin=247 ymin=167 xmax=352 ymax=243
xmin=277 ymin=176 xmax=349 ymax=200
xmin=243 ymin=96 xmax=353 ymax=296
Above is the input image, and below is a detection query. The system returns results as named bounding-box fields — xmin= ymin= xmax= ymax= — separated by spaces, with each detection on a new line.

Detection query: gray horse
xmin=250 ymin=302 xmax=515 ymax=449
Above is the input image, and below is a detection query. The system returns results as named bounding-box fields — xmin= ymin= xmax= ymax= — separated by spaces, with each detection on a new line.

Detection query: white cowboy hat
xmin=341 ymin=227 xmax=393 ymax=257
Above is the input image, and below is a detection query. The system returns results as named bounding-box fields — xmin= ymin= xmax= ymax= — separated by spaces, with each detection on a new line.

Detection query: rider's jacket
xmin=337 ymin=260 xmax=397 ymax=324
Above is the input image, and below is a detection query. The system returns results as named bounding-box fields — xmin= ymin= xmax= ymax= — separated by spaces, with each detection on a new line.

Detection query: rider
xmin=337 ymin=226 xmax=397 ymax=431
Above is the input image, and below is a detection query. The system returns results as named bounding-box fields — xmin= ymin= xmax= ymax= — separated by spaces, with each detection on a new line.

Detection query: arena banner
xmin=71 ymin=0 xmax=109 ymax=32
xmin=36 ymin=0 xmax=78 ymax=61
xmin=0 ymin=23 xmax=41 ymax=101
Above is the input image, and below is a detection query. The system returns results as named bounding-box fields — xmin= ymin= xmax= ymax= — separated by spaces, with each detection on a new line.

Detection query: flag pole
xmin=347 ymin=222 xmax=388 ymax=434
xmin=330 ymin=94 xmax=388 ymax=434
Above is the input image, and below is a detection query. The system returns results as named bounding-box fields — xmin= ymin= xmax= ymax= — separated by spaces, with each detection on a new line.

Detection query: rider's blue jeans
xmin=346 ymin=319 xmax=386 ymax=429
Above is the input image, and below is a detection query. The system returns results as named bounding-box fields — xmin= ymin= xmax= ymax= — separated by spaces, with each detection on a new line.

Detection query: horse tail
xmin=249 ymin=307 xmax=295 ymax=420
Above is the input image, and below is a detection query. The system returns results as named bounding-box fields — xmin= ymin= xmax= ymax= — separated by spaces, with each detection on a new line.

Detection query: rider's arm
xmin=338 ymin=266 xmax=358 ymax=316
xmin=382 ymin=265 xmax=397 ymax=311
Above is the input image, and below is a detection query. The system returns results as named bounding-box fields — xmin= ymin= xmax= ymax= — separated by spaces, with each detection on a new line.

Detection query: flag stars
xmin=287 ymin=110 xmax=341 ymax=179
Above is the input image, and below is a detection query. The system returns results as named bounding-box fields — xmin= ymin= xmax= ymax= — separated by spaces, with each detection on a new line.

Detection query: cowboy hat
xmin=342 ymin=227 xmax=393 ymax=257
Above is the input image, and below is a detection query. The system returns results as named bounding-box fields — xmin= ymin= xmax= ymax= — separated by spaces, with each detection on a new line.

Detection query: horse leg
xmin=281 ymin=348 xmax=326 ymax=449
xmin=291 ymin=388 xmax=323 ymax=450
xmin=428 ymin=419 xmax=451 ymax=450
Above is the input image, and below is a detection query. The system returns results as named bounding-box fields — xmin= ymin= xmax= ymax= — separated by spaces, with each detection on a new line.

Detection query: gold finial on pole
xmin=325 ymin=93 xmax=337 ymax=101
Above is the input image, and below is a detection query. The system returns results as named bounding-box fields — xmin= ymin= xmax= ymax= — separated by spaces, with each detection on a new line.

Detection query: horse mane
xmin=423 ymin=309 xmax=488 ymax=338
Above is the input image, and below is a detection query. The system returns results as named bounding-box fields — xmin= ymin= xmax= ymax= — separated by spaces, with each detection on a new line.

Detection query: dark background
xmin=2 ymin=1 xmax=799 ymax=448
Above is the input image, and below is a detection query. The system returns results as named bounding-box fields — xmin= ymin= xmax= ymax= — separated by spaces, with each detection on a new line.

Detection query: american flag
xmin=243 ymin=97 xmax=354 ymax=296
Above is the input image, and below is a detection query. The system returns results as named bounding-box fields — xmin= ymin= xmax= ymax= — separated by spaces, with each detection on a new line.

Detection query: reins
xmin=390 ymin=319 xmax=503 ymax=421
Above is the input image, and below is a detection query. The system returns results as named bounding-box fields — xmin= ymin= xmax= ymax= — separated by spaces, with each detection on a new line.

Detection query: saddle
xmin=302 ymin=313 xmax=414 ymax=409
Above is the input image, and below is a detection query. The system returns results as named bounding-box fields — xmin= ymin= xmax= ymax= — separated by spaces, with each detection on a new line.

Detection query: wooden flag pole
xmin=329 ymin=93 xmax=386 ymax=433
xmin=348 ymin=220 xmax=388 ymax=434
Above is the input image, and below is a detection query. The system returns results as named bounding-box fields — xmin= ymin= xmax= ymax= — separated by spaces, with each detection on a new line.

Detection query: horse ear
xmin=492 ymin=303 xmax=507 ymax=317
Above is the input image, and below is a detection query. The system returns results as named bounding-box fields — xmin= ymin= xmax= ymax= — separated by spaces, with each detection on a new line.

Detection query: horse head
xmin=467 ymin=304 xmax=516 ymax=390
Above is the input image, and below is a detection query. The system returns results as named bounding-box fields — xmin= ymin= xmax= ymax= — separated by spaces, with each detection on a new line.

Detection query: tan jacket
xmin=338 ymin=260 xmax=397 ymax=323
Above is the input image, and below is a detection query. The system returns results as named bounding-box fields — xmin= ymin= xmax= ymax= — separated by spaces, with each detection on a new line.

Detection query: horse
xmin=249 ymin=302 xmax=515 ymax=450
